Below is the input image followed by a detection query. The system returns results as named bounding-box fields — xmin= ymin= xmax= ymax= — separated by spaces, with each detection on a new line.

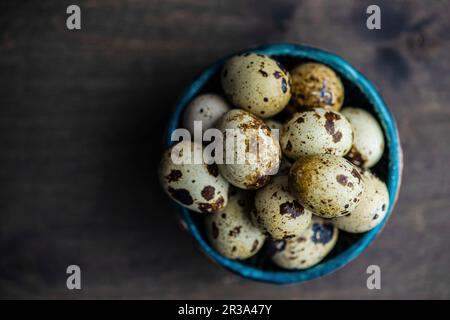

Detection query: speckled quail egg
xmin=217 ymin=109 xmax=281 ymax=189
xmin=342 ymin=107 xmax=385 ymax=168
xmin=269 ymin=216 xmax=338 ymax=269
xmin=333 ymin=169 xmax=389 ymax=233
xmin=182 ymin=93 xmax=231 ymax=135
xmin=253 ymin=175 xmax=312 ymax=240
xmin=289 ymin=154 xmax=364 ymax=218
xmin=221 ymin=53 xmax=291 ymax=118
xmin=280 ymin=108 xmax=353 ymax=159
xmin=205 ymin=189 xmax=266 ymax=260
xmin=159 ymin=140 xmax=229 ymax=213
xmin=290 ymin=62 xmax=344 ymax=111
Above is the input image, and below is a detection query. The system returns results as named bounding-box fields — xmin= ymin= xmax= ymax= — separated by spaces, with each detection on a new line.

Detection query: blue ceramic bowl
xmin=165 ymin=43 xmax=403 ymax=284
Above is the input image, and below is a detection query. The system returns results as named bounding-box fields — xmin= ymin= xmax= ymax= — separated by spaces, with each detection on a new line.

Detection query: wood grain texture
xmin=0 ymin=0 xmax=449 ymax=299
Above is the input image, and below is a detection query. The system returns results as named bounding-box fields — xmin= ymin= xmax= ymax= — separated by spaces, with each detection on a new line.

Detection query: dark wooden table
xmin=0 ymin=0 xmax=449 ymax=299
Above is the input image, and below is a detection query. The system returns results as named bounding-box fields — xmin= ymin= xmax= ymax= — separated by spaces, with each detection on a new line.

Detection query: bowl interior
xmin=166 ymin=44 xmax=402 ymax=284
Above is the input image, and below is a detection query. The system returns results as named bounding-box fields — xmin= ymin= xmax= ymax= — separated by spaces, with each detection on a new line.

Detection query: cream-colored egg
xmin=205 ymin=190 xmax=266 ymax=260
xmin=342 ymin=107 xmax=385 ymax=168
xmin=253 ymin=176 xmax=312 ymax=239
xmin=333 ymin=170 xmax=389 ymax=233
xmin=290 ymin=62 xmax=344 ymax=111
xmin=217 ymin=109 xmax=281 ymax=189
xmin=221 ymin=53 xmax=291 ymax=118
xmin=280 ymin=108 xmax=353 ymax=159
xmin=159 ymin=140 xmax=229 ymax=213
xmin=182 ymin=93 xmax=230 ymax=135
xmin=270 ymin=216 xmax=338 ymax=269
xmin=289 ymin=154 xmax=364 ymax=218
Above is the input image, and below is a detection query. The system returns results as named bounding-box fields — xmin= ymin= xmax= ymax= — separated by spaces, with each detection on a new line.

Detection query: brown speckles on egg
xmin=332 ymin=131 xmax=343 ymax=143
xmin=228 ymin=226 xmax=242 ymax=237
xmin=336 ymin=174 xmax=348 ymax=186
xmin=324 ymin=111 xmax=344 ymax=143
xmin=201 ymin=185 xmax=215 ymax=201
xmin=198 ymin=203 xmax=213 ymax=213
xmin=206 ymin=164 xmax=219 ymax=177
xmin=166 ymin=169 xmax=182 ymax=183
xmin=258 ymin=69 xmax=268 ymax=77
xmin=285 ymin=140 xmax=293 ymax=152
xmin=213 ymin=196 xmax=225 ymax=211
xmin=273 ymin=71 xmax=282 ymax=79
xmin=255 ymin=175 xmax=270 ymax=188
xmin=351 ymin=168 xmax=362 ymax=183
xmin=279 ymin=200 xmax=304 ymax=219
xmin=295 ymin=116 xmax=305 ymax=124
xmin=346 ymin=146 xmax=367 ymax=167
xmin=297 ymin=237 xmax=306 ymax=243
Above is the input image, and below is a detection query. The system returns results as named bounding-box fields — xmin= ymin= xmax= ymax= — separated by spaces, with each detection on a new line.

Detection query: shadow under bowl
xmin=165 ymin=43 xmax=403 ymax=284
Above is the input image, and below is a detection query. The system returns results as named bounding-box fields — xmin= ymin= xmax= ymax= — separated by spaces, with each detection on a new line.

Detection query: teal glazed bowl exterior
xmin=165 ymin=43 xmax=403 ymax=284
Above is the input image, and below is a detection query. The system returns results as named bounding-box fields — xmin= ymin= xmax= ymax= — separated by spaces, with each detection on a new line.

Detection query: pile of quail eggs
xmin=159 ymin=52 xmax=389 ymax=270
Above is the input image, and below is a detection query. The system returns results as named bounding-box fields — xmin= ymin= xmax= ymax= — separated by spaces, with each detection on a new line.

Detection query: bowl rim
xmin=164 ymin=43 xmax=403 ymax=284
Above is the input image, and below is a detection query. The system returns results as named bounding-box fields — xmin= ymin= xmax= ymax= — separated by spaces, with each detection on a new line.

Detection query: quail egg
xmin=289 ymin=154 xmax=364 ymax=218
xmin=159 ymin=140 xmax=229 ymax=213
xmin=280 ymin=108 xmax=353 ymax=159
xmin=205 ymin=189 xmax=266 ymax=260
xmin=221 ymin=53 xmax=291 ymax=118
xmin=290 ymin=62 xmax=344 ymax=111
xmin=333 ymin=169 xmax=389 ymax=233
xmin=253 ymin=175 xmax=312 ymax=239
xmin=217 ymin=109 xmax=281 ymax=189
xmin=342 ymin=107 xmax=385 ymax=168
xmin=182 ymin=93 xmax=231 ymax=135
xmin=269 ymin=216 xmax=338 ymax=269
